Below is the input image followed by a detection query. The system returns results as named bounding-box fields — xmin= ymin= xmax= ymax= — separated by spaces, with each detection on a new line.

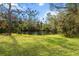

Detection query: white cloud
xmin=43 ymin=10 xmax=59 ymax=19
xmin=0 ymin=3 xmax=2 ymax=5
xmin=1 ymin=3 xmax=18 ymax=9
xmin=44 ymin=10 xmax=59 ymax=16
xmin=39 ymin=10 xmax=59 ymax=22
xmin=11 ymin=3 xmax=17 ymax=6
xmin=1 ymin=3 xmax=23 ymax=11
xmin=0 ymin=3 xmax=17 ymax=6
xmin=38 ymin=3 xmax=44 ymax=6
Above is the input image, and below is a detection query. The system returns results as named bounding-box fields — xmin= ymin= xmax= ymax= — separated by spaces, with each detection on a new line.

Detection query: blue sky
xmin=2 ymin=3 xmax=65 ymax=22
xmin=17 ymin=3 xmax=51 ymax=22
xmin=16 ymin=3 xmax=61 ymax=22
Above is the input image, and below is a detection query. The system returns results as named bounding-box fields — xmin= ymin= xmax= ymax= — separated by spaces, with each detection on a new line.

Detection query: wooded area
xmin=0 ymin=3 xmax=79 ymax=37
xmin=0 ymin=3 xmax=79 ymax=56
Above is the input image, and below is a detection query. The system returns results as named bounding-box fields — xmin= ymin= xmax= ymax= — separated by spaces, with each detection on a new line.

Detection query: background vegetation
xmin=0 ymin=3 xmax=79 ymax=37
xmin=0 ymin=3 xmax=79 ymax=56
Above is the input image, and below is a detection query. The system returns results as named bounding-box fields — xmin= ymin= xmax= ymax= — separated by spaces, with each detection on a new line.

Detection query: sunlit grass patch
xmin=0 ymin=33 xmax=79 ymax=55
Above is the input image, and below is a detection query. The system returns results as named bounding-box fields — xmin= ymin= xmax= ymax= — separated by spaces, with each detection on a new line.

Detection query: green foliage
xmin=46 ymin=13 xmax=58 ymax=34
xmin=0 ymin=20 xmax=8 ymax=33
xmin=0 ymin=3 xmax=79 ymax=37
xmin=56 ymin=3 xmax=79 ymax=37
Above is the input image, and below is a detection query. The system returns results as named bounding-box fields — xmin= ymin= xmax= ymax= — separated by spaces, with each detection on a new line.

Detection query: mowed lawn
xmin=0 ymin=34 xmax=79 ymax=56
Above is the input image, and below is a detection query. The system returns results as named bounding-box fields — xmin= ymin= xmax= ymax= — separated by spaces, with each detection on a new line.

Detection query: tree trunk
xmin=8 ymin=3 xmax=12 ymax=35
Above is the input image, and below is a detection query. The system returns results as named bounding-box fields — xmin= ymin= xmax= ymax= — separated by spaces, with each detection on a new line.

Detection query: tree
xmin=46 ymin=12 xmax=58 ymax=34
xmin=7 ymin=3 xmax=12 ymax=35
xmin=49 ymin=3 xmax=79 ymax=37
xmin=25 ymin=8 xmax=39 ymax=32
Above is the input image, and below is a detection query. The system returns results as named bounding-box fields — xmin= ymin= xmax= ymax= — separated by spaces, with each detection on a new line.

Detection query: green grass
xmin=0 ymin=34 xmax=79 ymax=56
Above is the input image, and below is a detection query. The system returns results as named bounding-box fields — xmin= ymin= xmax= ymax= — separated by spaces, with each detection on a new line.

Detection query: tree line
xmin=0 ymin=3 xmax=79 ymax=37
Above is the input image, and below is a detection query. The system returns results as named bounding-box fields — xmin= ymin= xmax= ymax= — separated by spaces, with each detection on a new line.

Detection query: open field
xmin=0 ymin=34 xmax=79 ymax=56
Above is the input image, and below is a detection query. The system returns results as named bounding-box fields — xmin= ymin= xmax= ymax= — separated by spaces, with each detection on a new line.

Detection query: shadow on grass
xmin=0 ymin=35 xmax=23 ymax=56
xmin=0 ymin=34 xmax=79 ymax=56
xmin=0 ymin=35 xmax=50 ymax=56
xmin=9 ymin=35 xmax=39 ymax=56
xmin=0 ymin=35 xmax=64 ymax=56
xmin=0 ymin=35 xmax=28 ymax=56
xmin=46 ymin=37 xmax=79 ymax=52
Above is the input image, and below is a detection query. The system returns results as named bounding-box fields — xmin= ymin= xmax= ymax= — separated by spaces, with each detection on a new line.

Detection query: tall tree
xmin=7 ymin=3 xmax=12 ymax=35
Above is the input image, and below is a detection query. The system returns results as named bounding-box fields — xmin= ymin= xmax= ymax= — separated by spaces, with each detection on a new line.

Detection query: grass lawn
xmin=0 ymin=34 xmax=79 ymax=56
